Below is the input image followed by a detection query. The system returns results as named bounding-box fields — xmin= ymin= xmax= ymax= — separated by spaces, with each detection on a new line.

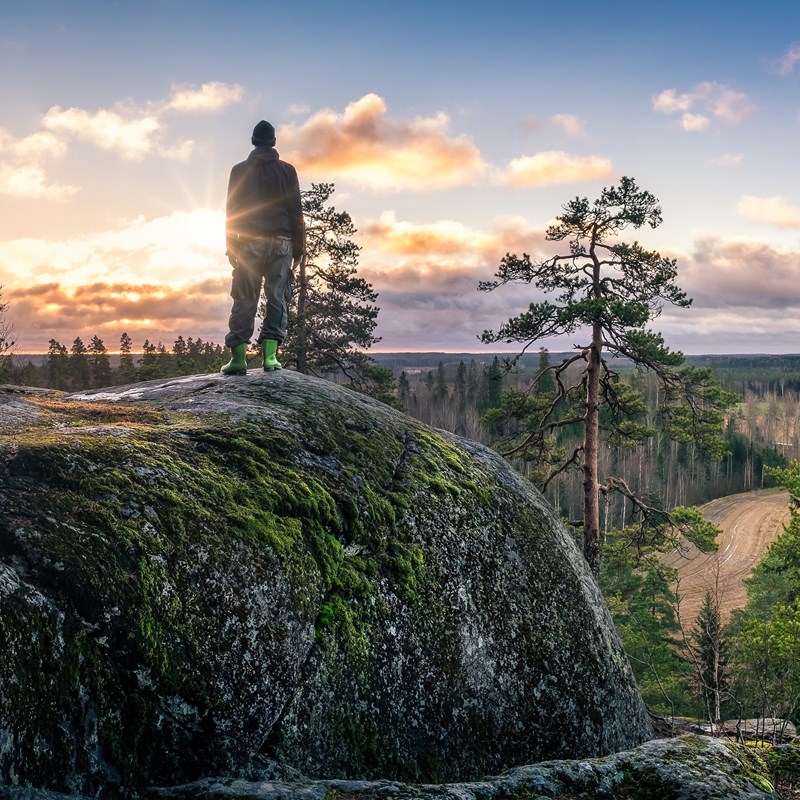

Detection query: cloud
xmin=738 ymin=195 xmax=800 ymax=227
xmin=42 ymin=106 xmax=169 ymax=160
xmin=779 ymin=42 xmax=800 ymax=75
xmin=680 ymin=113 xmax=710 ymax=132
xmin=363 ymin=210 xmax=544 ymax=261
xmin=2 ymin=208 xmax=225 ymax=288
xmin=652 ymin=82 xmax=754 ymax=131
xmin=551 ymin=114 xmax=587 ymax=138
xmin=9 ymin=278 xmax=230 ymax=351
xmin=356 ymin=212 xmax=555 ymax=349
xmin=280 ymin=93 xmax=486 ymax=190
xmin=166 ymin=81 xmax=245 ymax=113
xmin=518 ymin=114 xmax=587 ymax=138
xmin=362 ymin=261 xmax=544 ymax=353
xmin=679 ymin=236 xmax=800 ymax=309
xmin=496 ymin=150 xmax=613 ymax=188
xmin=709 ymin=152 xmax=744 ymax=167
xmin=0 ymin=128 xmax=78 ymax=201
xmin=41 ymin=81 xmax=244 ymax=161
xmin=365 ymin=211 xmax=500 ymax=256
xmin=1 ymin=207 xmax=232 ymax=351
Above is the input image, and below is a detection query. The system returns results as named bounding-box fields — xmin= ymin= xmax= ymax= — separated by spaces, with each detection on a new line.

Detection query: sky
xmin=2 ymin=0 xmax=800 ymax=355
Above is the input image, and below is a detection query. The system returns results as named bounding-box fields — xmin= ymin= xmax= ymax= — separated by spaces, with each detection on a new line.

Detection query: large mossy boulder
xmin=0 ymin=372 xmax=651 ymax=796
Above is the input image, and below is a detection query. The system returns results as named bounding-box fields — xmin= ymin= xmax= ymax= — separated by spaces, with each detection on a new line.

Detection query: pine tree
xmin=692 ymin=589 xmax=728 ymax=723
xmin=118 ymin=332 xmax=137 ymax=385
xmin=434 ymin=361 xmax=448 ymax=405
xmin=88 ymin=335 xmax=112 ymax=388
xmin=537 ymin=348 xmax=555 ymax=395
xmin=69 ymin=337 xmax=90 ymax=390
xmin=483 ymin=357 xmax=504 ymax=411
xmin=479 ymin=177 xmax=736 ymax=578
xmin=172 ymin=336 xmax=196 ymax=375
xmin=46 ymin=339 xmax=69 ymax=390
xmin=279 ymin=183 xmax=387 ymax=397
xmin=398 ymin=371 xmax=411 ymax=409
xmin=138 ymin=339 xmax=160 ymax=381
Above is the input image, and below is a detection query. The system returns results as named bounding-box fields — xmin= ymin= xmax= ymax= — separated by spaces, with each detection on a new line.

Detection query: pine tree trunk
xmin=583 ymin=323 xmax=602 ymax=580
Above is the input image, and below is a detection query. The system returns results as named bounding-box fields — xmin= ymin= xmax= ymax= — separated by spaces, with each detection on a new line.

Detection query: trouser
xmin=225 ymin=235 xmax=293 ymax=348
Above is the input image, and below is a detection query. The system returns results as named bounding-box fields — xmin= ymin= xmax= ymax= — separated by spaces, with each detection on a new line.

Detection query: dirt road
xmin=663 ymin=489 xmax=791 ymax=625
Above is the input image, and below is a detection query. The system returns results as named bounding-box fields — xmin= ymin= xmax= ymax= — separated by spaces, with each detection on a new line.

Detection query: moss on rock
xmin=1 ymin=372 xmax=651 ymax=795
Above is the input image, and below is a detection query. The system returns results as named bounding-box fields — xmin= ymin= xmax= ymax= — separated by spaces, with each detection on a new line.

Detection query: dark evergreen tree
xmin=483 ymin=357 xmax=504 ymax=411
xmin=278 ymin=183 xmax=388 ymax=398
xmin=691 ymin=590 xmax=728 ymax=723
xmin=88 ymin=335 xmax=112 ymax=388
xmin=172 ymin=336 xmax=196 ymax=375
xmin=536 ymin=347 xmax=555 ymax=395
xmin=118 ymin=332 xmax=137 ymax=385
xmin=69 ymin=337 xmax=90 ymax=390
xmin=46 ymin=339 xmax=69 ymax=390
xmin=434 ymin=361 xmax=448 ymax=405
xmin=137 ymin=339 xmax=160 ymax=381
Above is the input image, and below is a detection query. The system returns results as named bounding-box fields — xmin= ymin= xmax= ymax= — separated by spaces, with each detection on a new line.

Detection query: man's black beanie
xmin=252 ymin=120 xmax=276 ymax=147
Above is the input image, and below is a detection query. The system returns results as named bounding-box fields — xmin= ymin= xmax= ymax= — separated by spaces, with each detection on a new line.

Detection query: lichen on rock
xmin=0 ymin=373 xmax=651 ymax=795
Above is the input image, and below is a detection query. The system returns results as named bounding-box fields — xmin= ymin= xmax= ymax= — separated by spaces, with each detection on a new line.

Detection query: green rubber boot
xmin=262 ymin=339 xmax=282 ymax=371
xmin=221 ymin=343 xmax=248 ymax=375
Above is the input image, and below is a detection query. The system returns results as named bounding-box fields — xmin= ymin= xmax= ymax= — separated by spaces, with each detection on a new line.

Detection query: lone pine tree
xmin=277 ymin=183 xmax=390 ymax=397
xmin=480 ymin=177 xmax=736 ymax=578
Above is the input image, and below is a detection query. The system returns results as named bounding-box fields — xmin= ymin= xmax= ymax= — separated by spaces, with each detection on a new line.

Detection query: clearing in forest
xmin=664 ymin=489 xmax=790 ymax=625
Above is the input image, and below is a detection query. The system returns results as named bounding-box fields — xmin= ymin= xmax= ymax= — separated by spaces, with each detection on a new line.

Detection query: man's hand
xmin=227 ymin=253 xmax=238 ymax=268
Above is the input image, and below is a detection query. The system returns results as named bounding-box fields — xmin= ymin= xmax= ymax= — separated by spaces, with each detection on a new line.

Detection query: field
xmin=666 ymin=489 xmax=791 ymax=624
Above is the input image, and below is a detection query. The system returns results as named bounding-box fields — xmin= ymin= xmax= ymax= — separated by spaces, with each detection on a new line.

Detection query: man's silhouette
xmin=221 ymin=120 xmax=305 ymax=374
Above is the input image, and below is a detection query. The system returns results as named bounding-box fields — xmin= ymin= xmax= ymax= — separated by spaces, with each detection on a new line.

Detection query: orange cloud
xmin=8 ymin=279 xmax=230 ymax=352
xmin=551 ymin=114 xmax=587 ymax=138
xmin=280 ymin=94 xmax=486 ymax=190
xmin=362 ymin=211 xmax=544 ymax=261
xmin=2 ymin=208 xmax=225 ymax=287
xmin=364 ymin=212 xmax=498 ymax=256
xmin=497 ymin=151 xmax=613 ymax=188
xmin=738 ymin=195 xmax=800 ymax=227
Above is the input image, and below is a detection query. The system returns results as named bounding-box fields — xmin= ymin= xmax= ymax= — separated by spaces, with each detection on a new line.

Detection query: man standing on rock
xmin=221 ymin=120 xmax=305 ymax=375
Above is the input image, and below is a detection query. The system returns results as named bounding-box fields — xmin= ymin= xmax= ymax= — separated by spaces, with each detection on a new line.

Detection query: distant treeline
xmin=9 ymin=333 xmax=225 ymax=390
xmin=397 ymin=353 xmax=795 ymax=529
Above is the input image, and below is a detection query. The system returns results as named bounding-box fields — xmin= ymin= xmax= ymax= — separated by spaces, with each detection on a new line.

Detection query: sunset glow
xmin=2 ymin=2 xmax=800 ymax=354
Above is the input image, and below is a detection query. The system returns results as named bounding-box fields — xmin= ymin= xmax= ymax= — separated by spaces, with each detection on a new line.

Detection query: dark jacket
xmin=226 ymin=147 xmax=305 ymax=259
